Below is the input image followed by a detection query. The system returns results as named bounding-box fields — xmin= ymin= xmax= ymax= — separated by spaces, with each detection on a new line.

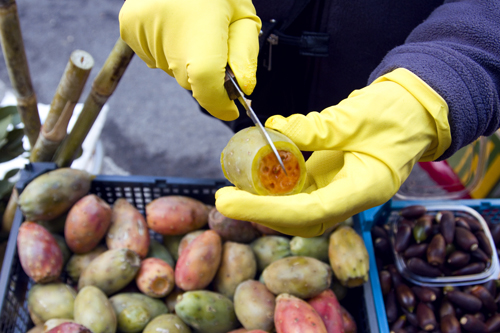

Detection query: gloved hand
xmin=119 ymin=0 xmax=261 ymax=121
xmin=215 ymin=68 xmax=452 ymax=237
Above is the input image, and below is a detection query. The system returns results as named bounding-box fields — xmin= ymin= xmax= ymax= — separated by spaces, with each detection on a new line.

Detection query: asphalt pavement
xmin=0 ymin=0 xmax=233 ymax=179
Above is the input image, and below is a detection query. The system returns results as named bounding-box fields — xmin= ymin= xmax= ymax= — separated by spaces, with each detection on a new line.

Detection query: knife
xmin=224 ymin=66 xmax=287 ymax=175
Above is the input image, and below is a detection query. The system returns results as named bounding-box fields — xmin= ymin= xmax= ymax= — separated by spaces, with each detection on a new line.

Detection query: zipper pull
xmin=264 ymin=33 xmax=279 ymax=71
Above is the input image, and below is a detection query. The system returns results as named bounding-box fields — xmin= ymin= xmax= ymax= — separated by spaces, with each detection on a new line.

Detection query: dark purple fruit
xmin=459 ymin=314 xmax=487 ymax=333
xmin=455 ymin=227 xmax=479 ymax=252
xmin=395 ymin=224 xmax=412 ymax=253
xmin=396 ymin=284 xmax=417 ymax=313
xmin=452 ymin=262 xmax=486 ymax=276
xmin=447 ymin=250 xmax=470 ymax=268
xmin=404 ymin=243 xmax=428 ymax=259
xmin=416 ymin=302 xmax=437 ymax=331
xmin=440 ymin=314 xmax=461 ymax=333
xmin=400 ymin=205 xmax=427 ymax=220
xmin=446 ymin=290 xmax=482 ymax=313
xmin=438 ymin=211 xmax=456 ymax=244
xmin=406 ymin=257 xmax=443 ymax=277
xmin=427 ymin=233 xmax=446 ymax=266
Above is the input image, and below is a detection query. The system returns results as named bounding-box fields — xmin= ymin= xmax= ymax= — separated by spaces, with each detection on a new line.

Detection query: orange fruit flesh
xmin=258 ymin=150 xmax=301 ymax=194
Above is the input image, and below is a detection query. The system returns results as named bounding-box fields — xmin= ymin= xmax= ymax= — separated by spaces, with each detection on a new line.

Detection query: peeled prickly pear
xmin=78 ymin=248 xmax=141 ymax=295
xmin=17 ymin=222 xmax=63 ymax=283
xmin=233 ymin=280 xmax=275 ymax=332
xmin=221 ymin=126 xmax=307 ymax=196
xmin=262 ymin=256 xmax=332 ymax=299
xmin=64 ymin=194 xmax=112 ymax=254
xmin=27 ymin=282 xmax=76 ymax=325
xmin=175 ymin=290 xmax=238 ymax=333
xmin=213 ymin=241 xmax=257 ymax=299
xmin=18 ymin=168 xmax=94 ymax=221
xmin=274 ymin=293 xmax=327 ymax=333
xmin=106 ymin=198 xmax=150 ymax=258
xmin=328 ymin=226 xmax=369 ymax=287
xmin=135 ymin=257 xmax=175 ymax=298
xmin=74 ymin=286 xmax=116 ymax=333
xmin=175 ymin=230 xmax=222 ymax=291
xmin=146 ymin=195 xmax=210 ymax=235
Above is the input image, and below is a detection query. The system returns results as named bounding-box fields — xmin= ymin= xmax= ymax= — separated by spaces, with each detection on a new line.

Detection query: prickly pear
xmin=274 ymin=293 xmax=327 ymax=333
xmin=328 ymin=226 xmax=369 ymax=287
xmin=65 ymin=245 xmax=107 ymax=282
xmin=64 ymin=194 xmax=112 ymax=254
xmin=250 ymin=235 xmax=291 ymax=272
xmin=146 ymin=195 xmax=210 ymax=235
xmin=142 ymin=314 xmax=190 ymax=333
xmin=263 ymin=256 xmax=332 ymax=299
xmin=233 ymin=280 xmax=275 ymax=332
xmin=17 ymin=222 xmax=63 ymax=283
xmin=208 ymin=207 xmax=261 ymax=243
xmin=175 ymin=290 xmax=238 ymax=333
xmin=45 ymin=322 xmax=92 ymax=333
xmin=221 ymin=126 xmax=307 ymax=195
xmin=27 ymin=282 xmax=76 ymax=325
xmin=78 ymin=248 xmax=141 ymax=295
xmin=135 ymin=257 xmax=175 ymax=298
xmin=18 ymin=167 xmax=94 ymax=221
xmin=74 ymin=286 xmax=116 ymax=333
xmin=106 ymin=198 xmax=150 ymax=258
xmin=175 ymin=230 xmax=222 ymax=291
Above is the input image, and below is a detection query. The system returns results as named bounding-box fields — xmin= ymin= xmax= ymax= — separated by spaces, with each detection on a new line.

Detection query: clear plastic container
xmin=389 ymin=204 xmax=499 ymax=287
xmin=396 ymin=137 xmax=488 ymax=200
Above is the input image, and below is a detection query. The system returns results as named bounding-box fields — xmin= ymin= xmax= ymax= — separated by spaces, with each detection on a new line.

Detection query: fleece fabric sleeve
xmin=368 ymin=0 xmax=500 ymax=160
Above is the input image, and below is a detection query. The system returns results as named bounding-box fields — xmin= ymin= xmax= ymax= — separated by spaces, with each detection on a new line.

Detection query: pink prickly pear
xmin=308 ymin=289 xmax=344 ymax=333
xmin=17 ymin=222 xmax=63 ymax=283
xmin=135 ymin=257 xmax=175 ymax=298
xmin=274 ymin=293 xmax=327 ymax=333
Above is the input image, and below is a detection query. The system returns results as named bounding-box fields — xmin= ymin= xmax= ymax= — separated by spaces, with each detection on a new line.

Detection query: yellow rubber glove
xmin=119 ymin=0 xmax=261 ymax=121
xmin=215 ymin=68 xmax=452 ymax=237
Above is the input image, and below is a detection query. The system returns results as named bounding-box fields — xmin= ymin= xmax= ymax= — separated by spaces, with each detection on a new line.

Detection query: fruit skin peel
xmin=221 ymin=126 xmax=306 ymax=196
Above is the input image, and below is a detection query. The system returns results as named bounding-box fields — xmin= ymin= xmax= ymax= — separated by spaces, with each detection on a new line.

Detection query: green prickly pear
xmin=142 ymin=314 xmax=190 ymax=333
xmin=175 ymin=290 xmax=238 ymax=333
xmin=27 ymin=282 xmax=76 ymax=325
xmin=290 ymin=235 xmax=330 ymax=262
xmin=328 ymin=226 xmax=369 ymax=287
xmin=78 ymin=248 xmax=141 ymax=295
xmin=250 ymin=235 xmax=291 ymax=272
xmin=65 ymin=245 xmax=107 ymax=282
xmin=262 ymin=256 xmax=332 ymax=299
xmin=233 ymin=280 xmax=275 ymax=332
xmin=147 ymin=238 xmax=175 ymax=267
xmin=74 ymin=286 xmax=117 ymax=333
xmin=213 ymin=242 xmax=257 ymax=299
xmin=18 ymin=168 xmax=94 ymax=221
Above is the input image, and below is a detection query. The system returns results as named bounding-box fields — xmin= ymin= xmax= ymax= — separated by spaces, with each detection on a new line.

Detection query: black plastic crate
xmin=0 ymin=162 xmax=373 ymax=333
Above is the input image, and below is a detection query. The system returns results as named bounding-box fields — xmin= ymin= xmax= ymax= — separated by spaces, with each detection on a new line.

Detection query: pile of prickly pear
xmin=16 ymin=167 xmax=369 ymax=333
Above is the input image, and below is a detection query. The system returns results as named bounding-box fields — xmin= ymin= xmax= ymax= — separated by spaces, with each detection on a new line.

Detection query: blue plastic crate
xmin=358 ymin=198 xmax=500 ymax=333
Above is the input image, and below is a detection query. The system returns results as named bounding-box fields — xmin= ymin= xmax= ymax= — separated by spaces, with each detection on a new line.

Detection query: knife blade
xmin=224 ymin=67 xmax=287 ymax=175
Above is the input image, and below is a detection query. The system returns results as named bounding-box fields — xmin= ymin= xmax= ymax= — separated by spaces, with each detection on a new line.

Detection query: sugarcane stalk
xmin=0 ymin=0 xmax=41 ymax=148
xmin=30 ymin=50 xmax=94 ymax=162
xmin=54 ymin=38 xmax=134 ymax=167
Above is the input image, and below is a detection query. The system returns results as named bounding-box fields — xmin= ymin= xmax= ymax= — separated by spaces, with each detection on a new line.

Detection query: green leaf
xmin=0 ymin=179 xmax=14 ymax=200
xmin=0 ymin=106 xmax=21 ymax=126
xmin=0 ymin=114 xmax=12 ymax=142
xmin=4 ymin=168 xmax=19 ymax=180
xmin=0 ymin=129 xmax=26 ymax=163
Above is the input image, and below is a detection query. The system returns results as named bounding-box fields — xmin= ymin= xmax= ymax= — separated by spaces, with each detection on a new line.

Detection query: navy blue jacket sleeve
xmin=368 ymin=0 xmax=500 ymax=160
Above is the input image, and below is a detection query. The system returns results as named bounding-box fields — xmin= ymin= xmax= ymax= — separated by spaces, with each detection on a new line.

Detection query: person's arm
xmin=369 ymin=0 xmax=500 ymax=159
xmin=215 ymin=1 xmax=500 ymax=237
